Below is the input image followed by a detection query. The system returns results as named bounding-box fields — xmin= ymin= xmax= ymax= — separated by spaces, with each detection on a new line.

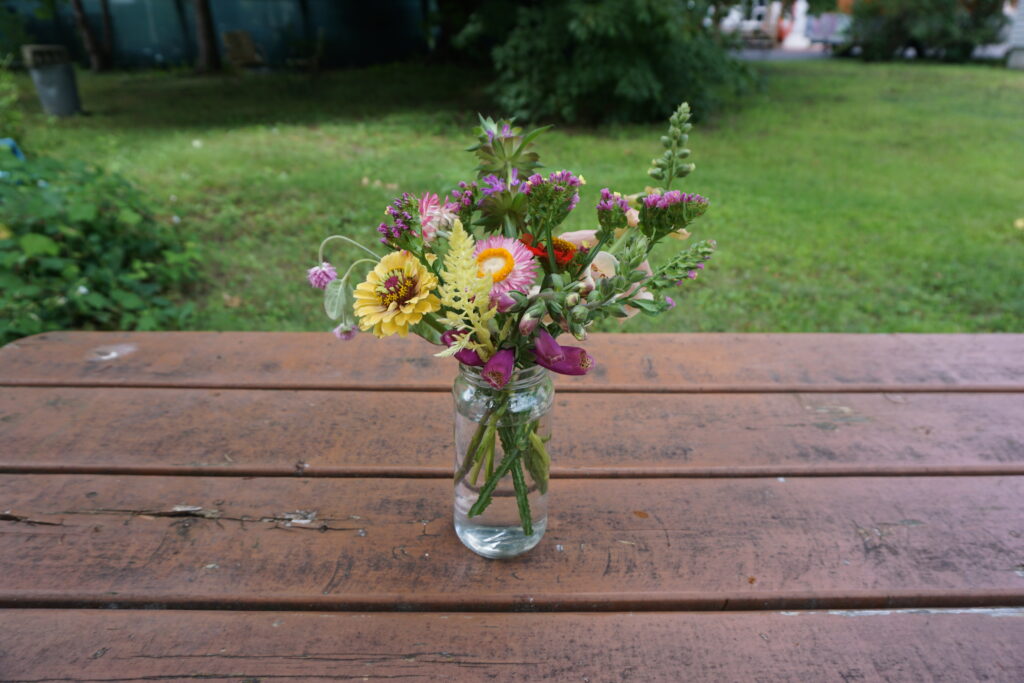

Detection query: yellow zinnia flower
xmin=354 ymin=251 xmax=441 ymax=337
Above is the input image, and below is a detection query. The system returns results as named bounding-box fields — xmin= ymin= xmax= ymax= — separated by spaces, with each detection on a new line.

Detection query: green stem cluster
xmin=455 ymin=392 xmax=551 ymax=536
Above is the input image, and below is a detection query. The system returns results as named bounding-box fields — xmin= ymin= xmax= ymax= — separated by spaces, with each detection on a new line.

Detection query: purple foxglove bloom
xmin=535 ymin=345 xmax=593 ymax=376
xmin=332 ymin=323 xmax=357 ymax=341
xmin=441 ymin=329 xmax=484 ymax=367
xmin=307 ymin=262 xmax=337 ymax=289
xmin=482 ymin=349 xmax=516 ymax=389
xmin=533 ymin=329 xmax=564 ymax=365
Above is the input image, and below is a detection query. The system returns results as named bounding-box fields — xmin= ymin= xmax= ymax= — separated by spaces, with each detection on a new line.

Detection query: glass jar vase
xmin=452 ymin=363 xmax=554 ymax=558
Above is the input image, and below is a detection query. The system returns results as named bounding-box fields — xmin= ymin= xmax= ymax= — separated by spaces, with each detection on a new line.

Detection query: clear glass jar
xmin=452 ymin=363 xmax=554 ymax=558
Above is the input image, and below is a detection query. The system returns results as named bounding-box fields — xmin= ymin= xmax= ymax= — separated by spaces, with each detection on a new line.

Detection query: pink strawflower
xmin=307 ymin=262 xmax=337 ymax=289
xmin=474 ymin=235 xmax=538 ymax=303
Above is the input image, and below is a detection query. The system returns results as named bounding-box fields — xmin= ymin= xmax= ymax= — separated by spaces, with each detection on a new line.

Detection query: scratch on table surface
xmin=54 ymin=506 xmax=361 ymax=532
xmin=0 ymin=510 xmax=65 ymax=526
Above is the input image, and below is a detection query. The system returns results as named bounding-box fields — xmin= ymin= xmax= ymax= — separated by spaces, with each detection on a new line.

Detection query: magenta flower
xmin=441 ymin=329 xmax=484 ymax=367
xmin=332 ymin=323 xmax=357 ymax=341
xmin=533 ymin=329 xmax=564 ymax=365
xmin=481 ymin=348 xmax=515 ymax=389
xmin=535 ymin=345 xmax=594 ymax=376
xmin=665 ymin=296 xmax=676 ymax=310
xmin=307 ymin=261 xmax=337 ymax=289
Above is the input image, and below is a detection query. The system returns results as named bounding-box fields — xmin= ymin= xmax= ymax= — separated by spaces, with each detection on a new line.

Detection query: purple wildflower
xmin=377 ymin=193 xmax=418 ymax=244
xmin=535 ymin=345 xmax=593 ymax=376
xmin=479 ymin=174 xmax=506 ymax=197
xmin=441 ymin=329 xmax=484 ymax=367
xmin=533 ymin=329 xmax=564 ymax=365
xmin=482 ymin=349 xmax=516 ymax=389
xmin=665 ymin=296 xmax=676 ymax=310
xmin=307 ymin=261 xmax=337 ymax=289
xmin=643 ymin=191 xmax=708 ymax=209
xmin=687 ymin=271 xmax=698 ymax=280
xmin=596 ymin=187 xmax=630 ymax=213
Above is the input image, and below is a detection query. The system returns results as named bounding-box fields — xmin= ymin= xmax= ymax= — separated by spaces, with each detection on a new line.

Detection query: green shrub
xmin=0 ymin=156 xmax=201 ymax=344
xmin=487 ymin=0 xmax=752 ymax=123
xmin=851 ymin=0 xmax=1007 ymax=62
xmin=0 ymin=55 xmax=22 ymax=140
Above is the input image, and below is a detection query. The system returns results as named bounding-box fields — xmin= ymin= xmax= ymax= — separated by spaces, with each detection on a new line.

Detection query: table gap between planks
xmin=0 ymin=331 xmax=1022 ymax=681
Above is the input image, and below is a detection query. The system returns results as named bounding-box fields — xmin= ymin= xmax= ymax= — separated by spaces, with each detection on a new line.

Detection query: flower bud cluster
xmin=648 ymin=102 xmax=696 ymax=186
xmin=377 ymin=193 xmax=419 ymax=246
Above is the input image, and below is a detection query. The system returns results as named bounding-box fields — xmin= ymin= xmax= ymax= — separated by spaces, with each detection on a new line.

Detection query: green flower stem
xmin=470 ymin=415 xmax=498 ymax=486
xmin=528 ymin=427 xmax=551 ymax=491
xmin=317 ymin=234 xmax=382 ymax=263
xmin=421 ymin=313 xmax=448 ymax=336
xmin=467 ymin=448 xmax=519 ymax=518
xmin=454 ymin=406 xmax=495 ymax=484
xmin=510 ymin=455 xmax=533 ymax=536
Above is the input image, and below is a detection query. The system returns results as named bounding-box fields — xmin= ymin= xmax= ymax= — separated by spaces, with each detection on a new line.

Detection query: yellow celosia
xmin=436 ymin=219 xmax=496 ymax=359
xmin=353 ymin=251 xmax=440 ymax=338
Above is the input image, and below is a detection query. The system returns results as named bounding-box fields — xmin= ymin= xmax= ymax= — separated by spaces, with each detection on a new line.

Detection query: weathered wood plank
xmin=1 ymin=475 xmax=1021 ymax=610
xmin=2 ymin=388 xmax=1022 ymax=476
xmin=2 ymin=608 xmax=1022 ymax=682
xmin=2 ymin=331 xmax=1022 ymax=392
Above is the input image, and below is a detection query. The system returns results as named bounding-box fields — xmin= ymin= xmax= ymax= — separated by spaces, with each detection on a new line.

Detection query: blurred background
xmin=1 ymin=0 xmax=1022 ymax=344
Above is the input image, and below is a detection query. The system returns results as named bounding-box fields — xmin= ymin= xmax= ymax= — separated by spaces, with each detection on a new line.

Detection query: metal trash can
xmin=21 ymin=45 xmax=81 ymax=117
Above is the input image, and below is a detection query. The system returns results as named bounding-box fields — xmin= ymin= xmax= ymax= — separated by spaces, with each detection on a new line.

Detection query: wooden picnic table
xmin=1 ymin=331 xmax=1023 ymax=680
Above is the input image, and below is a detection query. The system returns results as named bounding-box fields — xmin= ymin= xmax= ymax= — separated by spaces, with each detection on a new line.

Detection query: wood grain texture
xmin=1 ymin=475 xmax=1022 ymax=611
xmin=3 ymin=331 xmax=1023 ymax=392
xmin=2 ymin=608 xmax=1022 ymax=682
xmin=2 ymin=387 xmax=1023 ymax=477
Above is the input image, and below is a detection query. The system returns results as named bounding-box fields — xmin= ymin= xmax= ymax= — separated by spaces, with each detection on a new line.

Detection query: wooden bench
xmin=1 ymin=331 xmax=1022 ymax=679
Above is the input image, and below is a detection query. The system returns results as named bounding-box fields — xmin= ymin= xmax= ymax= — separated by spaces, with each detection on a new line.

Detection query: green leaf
xmin=323 ymin=277 xmax=349 ymax=321
xmin=118 ymin=209 xmax=142 ymax=226
xmin=110 ymin=289 xmax=145 ymax=310
xmin=19 ymin=234 xmax=60 ymax=258
xmin=67 ymin=202 xmax=98 ymax=223
xmin=83 ymin=292 xmax=110 ymax=309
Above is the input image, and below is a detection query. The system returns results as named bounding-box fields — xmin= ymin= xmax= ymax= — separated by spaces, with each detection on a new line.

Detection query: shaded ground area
xmin=14 ymin=60 xmax=1024 ymax=332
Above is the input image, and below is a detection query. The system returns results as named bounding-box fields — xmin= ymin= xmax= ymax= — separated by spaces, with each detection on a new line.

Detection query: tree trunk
xmin=99 ymin=0 xmax=114 ymax=67
xmin=193 ymin=0 xmax=220 ymax=72
xmin=69 ymin=0 xmax=107 ymax=72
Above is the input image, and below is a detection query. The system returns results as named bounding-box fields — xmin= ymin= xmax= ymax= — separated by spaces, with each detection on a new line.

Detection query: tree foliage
xmin=850 ymin=0 xmax=1008 ymax=62
xmin=480 ymin=0 xmax=751 ymax=123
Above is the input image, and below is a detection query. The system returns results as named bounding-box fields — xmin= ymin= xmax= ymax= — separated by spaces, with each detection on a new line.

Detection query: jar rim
xmin=458 ymin=362 xmax=549 ymax=390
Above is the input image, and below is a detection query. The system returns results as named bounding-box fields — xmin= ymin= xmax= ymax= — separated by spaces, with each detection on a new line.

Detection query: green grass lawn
xmin=14 ymin=59 xmax=1024 ymax=333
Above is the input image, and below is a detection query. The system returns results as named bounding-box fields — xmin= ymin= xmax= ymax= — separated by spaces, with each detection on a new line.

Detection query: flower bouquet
xmin=308 ymin=103 xmax=716 ymax=558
